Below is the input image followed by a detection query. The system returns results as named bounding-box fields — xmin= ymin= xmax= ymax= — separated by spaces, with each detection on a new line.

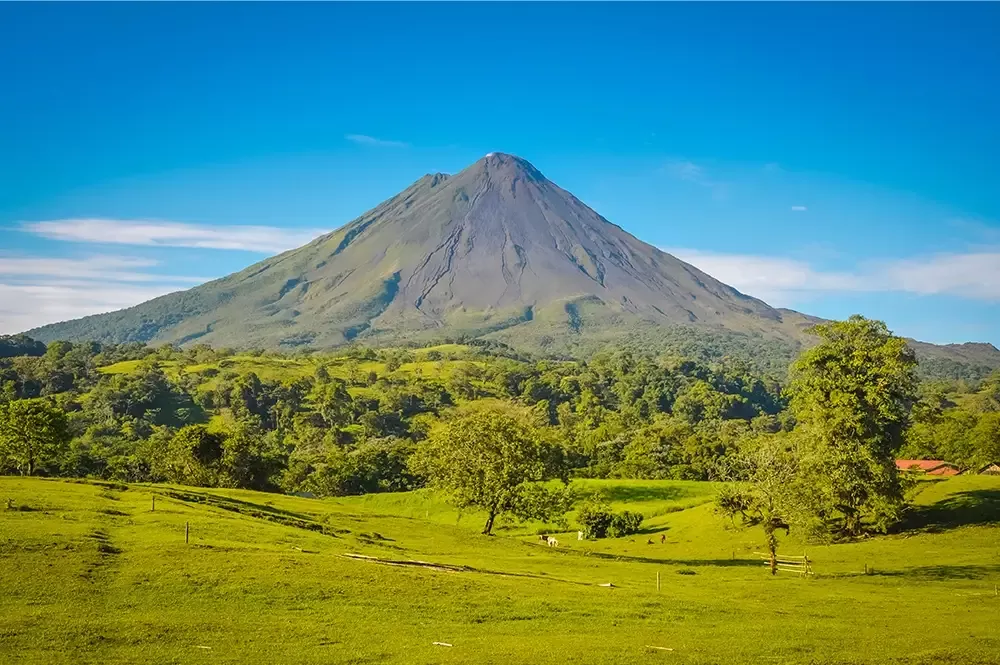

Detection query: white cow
xmin=547 ymin=537 xmax=559 ymax=548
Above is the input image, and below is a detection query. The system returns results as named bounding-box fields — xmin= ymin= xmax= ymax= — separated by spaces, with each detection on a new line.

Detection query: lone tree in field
xmin=717 ymin=434 xmax=802 ymax=574
xmin=790 ymin=315 xmax=918 ymax=536
xmin=0 ymin=398 xmax=70 ymax=476
xmin=411 ymin=401 xmax=569 ymax=535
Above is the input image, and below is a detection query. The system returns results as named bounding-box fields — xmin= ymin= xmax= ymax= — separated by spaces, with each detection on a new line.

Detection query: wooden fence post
xmin=151 ymin=496 xmax=155 ymax=512
xmin=656 ymin=571 xmax=660 ymax=592
xmin=185 ymin=521 xmax=189 ymax=544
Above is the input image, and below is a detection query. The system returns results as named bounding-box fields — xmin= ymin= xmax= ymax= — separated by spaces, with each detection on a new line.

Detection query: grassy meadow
xmin=2 ymin=475 xmax=998 ymax=664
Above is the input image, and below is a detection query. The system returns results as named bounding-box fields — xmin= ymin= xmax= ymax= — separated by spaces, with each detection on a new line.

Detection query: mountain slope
xmin=29 ymin=154 xmax=800 ymax=345
xmin=27 ymin=153 xmax=1000 ymax=377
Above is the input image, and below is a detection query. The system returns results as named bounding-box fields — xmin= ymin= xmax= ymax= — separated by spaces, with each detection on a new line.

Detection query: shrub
xmin=608 ymin=510 xmax=644 ymax=537
xmin=576 ymin=500 xmax=614 ymax=538
xmin=577 ymin=501 xmax=643 ymax=539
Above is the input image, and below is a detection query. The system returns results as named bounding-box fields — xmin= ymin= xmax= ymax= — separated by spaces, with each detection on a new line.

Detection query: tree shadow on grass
xmin=160 ymin=488 xmax=315 ymax=522
xmin=570 ymin=549 xmax=761 ymax=568
xmin=159 ymin=488 xmax=350 ymax=537
xmin=900 ymin=490 xmax=1000 ymax=533
xmin=839 ymin=564 xmax=1000 ymax=581
xmin=590 ymin=485 xmax=695 ymax=504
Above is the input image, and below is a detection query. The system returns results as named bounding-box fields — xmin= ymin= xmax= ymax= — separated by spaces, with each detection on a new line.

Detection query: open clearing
xmin=1 ymin=476 xmax=998 ymax=664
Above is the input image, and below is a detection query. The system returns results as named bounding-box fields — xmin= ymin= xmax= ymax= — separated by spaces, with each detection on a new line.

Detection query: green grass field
xmin=1 ymin=476 xmax=998 ymax=664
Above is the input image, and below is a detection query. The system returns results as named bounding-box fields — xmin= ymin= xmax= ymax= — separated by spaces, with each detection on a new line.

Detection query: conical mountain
xmin=30 ymin=153 xmax=802 ymax=349
xmin=26 ymin=153 xmax=1000 ymax=375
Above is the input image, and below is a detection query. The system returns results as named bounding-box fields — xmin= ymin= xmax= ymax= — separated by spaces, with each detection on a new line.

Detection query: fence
xmin=753 ymin=552 xmax=813 ymax=576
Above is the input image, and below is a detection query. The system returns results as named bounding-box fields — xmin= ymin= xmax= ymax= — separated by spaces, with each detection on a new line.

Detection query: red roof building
xmin=895 ymin=460 xmax=961 ymax=476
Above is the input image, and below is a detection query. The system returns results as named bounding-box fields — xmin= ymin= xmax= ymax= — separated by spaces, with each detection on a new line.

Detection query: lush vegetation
xmin=1 ymin=318 xmax=998 ymax=552
xmin=901 ymin=372 xmax=1000 ymax=470
xmin=0 ymin=335 xmax=791 ymax=496
xmin=2 ymin=474 xmax=998 ymax=664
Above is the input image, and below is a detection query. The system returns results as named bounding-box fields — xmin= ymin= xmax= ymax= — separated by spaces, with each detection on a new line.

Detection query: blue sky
xmin=1 ymin=3 xmax=998 ymax=344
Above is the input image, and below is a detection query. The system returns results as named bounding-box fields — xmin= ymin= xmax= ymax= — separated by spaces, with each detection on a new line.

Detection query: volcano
xmin=26 ymin=153 xmax=1000 ymax=375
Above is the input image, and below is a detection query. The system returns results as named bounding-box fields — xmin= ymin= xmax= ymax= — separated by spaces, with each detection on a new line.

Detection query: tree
xmin=968 ymin=412 xmax=1000 ymax=468
xmin=0 ymin=334 xmax=47 ymax=359
xmin=0 ymin=399 xmax=70 ymax=475
xmin=410 ymin=402 xmax=568 ymax=535
xmin=717 ymin=434 xmax=803 ymax=574
xmin=789 ymin=316 xmax=917 ymax=536
xmin=315 ymin=379 xmax=353 ymax=428
xmin=160 ymin=425 xmax=224 ymax=486
xmin=220 ymin=423 xmax=282 ymax=490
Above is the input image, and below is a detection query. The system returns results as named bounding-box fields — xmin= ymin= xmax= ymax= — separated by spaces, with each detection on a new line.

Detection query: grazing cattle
xmin=539 ymin=534 xmax=549 ymax=544
xmin=660 ymin=534 xmax=666 ymax=544
xmin=547 ymin=538 xmax=559 ymax=548
xmin=577 ymin=531 xmax=584 ymax=541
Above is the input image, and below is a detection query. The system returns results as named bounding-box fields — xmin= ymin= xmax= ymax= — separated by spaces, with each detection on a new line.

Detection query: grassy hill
xmin=2 ymin=475 xmax=998 ymax=664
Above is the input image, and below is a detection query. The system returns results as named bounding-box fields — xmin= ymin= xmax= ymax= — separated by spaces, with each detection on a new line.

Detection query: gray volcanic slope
xmin=26 ymin=154 xmax=1000 ymax=373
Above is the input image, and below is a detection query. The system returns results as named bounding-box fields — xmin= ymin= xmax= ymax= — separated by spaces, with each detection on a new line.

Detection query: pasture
xmin=1 ymin=476 xmax=998 ymax=664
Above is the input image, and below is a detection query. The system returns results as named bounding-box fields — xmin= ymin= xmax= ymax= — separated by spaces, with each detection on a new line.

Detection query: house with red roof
xmin=895 ymin=460 xmax=961 ymax=476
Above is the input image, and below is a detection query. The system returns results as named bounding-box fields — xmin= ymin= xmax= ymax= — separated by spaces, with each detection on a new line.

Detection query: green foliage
xmin=0 ymin=398 xmax=70 ymax=475
xmin=411 ymin=402 xmax=569 ymax=534
xmin=576 ymin=499 xmax=643 ymax=538
xmin=901 ymin=370 xmax=1000 ymax=469
xmin=716 ymin=433 xmax=804 ymax=573
xmin=0 ymin=334 xmax=46 ymax=359
xmin=3 ymin=319 xmax=986 ymax=516
xmin=575 ymin=499 xmax=614 ymax=538
xmin=161 ymin=425 xmax=224 ymax=487
xmin=608 ymin=510 xmax=644 ymax=537
xmin=790 ymin=316 xmax=918 ymax=536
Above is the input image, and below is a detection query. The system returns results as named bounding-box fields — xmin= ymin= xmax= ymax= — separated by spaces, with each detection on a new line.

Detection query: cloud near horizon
xmin=345 ymin=133 xmax=410 ymax=148
xmin=668 ymin=248 xmax=1000 ymax=306
xmin=0 ymin=255 xmax=208 ymax=334
xmin=22 ymin=219 xmax=328 ymax=253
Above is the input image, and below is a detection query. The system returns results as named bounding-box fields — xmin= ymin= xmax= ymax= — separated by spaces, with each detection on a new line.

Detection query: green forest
xmin=2 ymin=317 xmax=998 ymax=541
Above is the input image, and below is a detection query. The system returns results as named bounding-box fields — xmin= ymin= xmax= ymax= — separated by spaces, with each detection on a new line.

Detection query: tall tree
xmin=717 ymin=434 xmax=802 ymax=574
xmin=0 ymin=398 xmax=70 ymax=475
xmin=410 ymin=401 xmax=568 ymax=535
xmin=790 ymin=316 xmax=918 ymax=536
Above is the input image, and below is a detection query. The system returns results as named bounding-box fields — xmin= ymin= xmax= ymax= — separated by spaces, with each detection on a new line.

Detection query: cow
xmin=547 ymin=537 xmax=559 ymax=548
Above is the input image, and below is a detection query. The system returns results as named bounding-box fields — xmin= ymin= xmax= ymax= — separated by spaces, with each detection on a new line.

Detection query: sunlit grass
xmin=1 ymin=475 xmax=997 ymax=664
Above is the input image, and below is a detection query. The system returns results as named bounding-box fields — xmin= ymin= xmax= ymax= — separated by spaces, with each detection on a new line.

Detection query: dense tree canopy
xmin=0 ymin=398 xmax=70 ymax=476
xmin=410 ymin=402 xmax=568 ymax=534
xmin=790 ymin=316 xmax=918 ymax=536
xmin=0 ymin=325 xmax=993 ymax=529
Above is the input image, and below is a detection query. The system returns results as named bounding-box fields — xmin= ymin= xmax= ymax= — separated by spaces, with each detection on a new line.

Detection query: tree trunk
xmin=482 ymin=509 xmax=497 ymax=536
xmin=767 ymin=529 xmax=777 ymax=576
xmin=845 ymin=510 xmax=861 ymax=537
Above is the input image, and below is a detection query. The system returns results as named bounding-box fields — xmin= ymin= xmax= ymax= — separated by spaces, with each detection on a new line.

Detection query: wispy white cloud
xmin=0 ymin=255 xmax=205 ymax=283
xmin=345 ymin=133 xmax=410 ymax=148
xmin=663 ymin=160 xmax=729 ymax=200
xmin=881 ymin=252 xmax=1000 ymax=300
xmin=791 ymin=205 xmax=808 ymax=212
xmin=667 ymin=248 xmax=1000 ymax=306
xmin=21 ymin=219 xmax=326 ymax=253
xmin=0 ymin=254 xmax=208 ymax=333
xmin=0 ymin=283 xmax=189 ymax=334
xmin=669 ymin=249 xmax=863 ymax=306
